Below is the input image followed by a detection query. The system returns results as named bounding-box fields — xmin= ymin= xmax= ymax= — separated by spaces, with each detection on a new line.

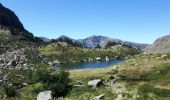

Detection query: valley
xmin=0 ymin=2 xmax=170 ymax=100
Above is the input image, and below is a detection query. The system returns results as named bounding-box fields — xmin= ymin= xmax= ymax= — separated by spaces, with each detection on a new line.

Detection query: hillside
xmin=39 ymin=42 xmax=140 ymax=66
xmin=145 ymin=35 xmax=170 ymax=54
xmin=68 ymin=53 xmax=170 ymax=100
xmin=0 ymin=3 xmax=43 ymax=54
xmin=0 ymin=3 xmax=24 ymax=31
xmin=1 ymin=2 xmax=170 ymax=100
xmin=0 ymin=3 xmax=35 ymax=40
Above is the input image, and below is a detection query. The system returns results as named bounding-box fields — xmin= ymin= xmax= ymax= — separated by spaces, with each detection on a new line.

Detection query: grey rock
xmin=109 ymin=75 xmax=115 ymax=80
xmin=52 ymin=60 xmax=61 ymax=67
xmin=76 ymin=80 xmax=83 ymax=85
xmin=48 ymin=62 xmax=52 ymax=66
xmin=88 ymin=79 xmax=102 ymax=88
xmin=37 ymin=91 xmax=53 ymax=100
xmin=23 ymin=83 xmax=28 ymax=86
xmin=93 ymin=94 xmax=105 ymax=100
xmin=7 ymin=60 xmax=17 ymax=66
xmin=95 ymin=57 xmax=101 ymax=61
xmin=0 ymin=49 xmax=27 ymax=68
xmin=0 ymin=80 xmax=3 ymax=83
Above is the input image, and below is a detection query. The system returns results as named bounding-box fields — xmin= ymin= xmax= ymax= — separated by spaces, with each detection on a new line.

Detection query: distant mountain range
xmin=78 ymin=35 xmax=149 ymax=50
xmin=0 ymin=3 xmax=149 ymax=51
xmin=40 ymin=35 xmax=149 ymax=50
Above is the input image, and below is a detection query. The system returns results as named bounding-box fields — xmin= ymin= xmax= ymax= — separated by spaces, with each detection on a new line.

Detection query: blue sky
xmin=0 ymin=0 xmax=170 ymax=44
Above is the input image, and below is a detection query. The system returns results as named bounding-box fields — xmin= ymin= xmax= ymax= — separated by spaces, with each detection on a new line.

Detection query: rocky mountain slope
xmin=0 ymin=3 xmax=35 ymax=40
xmin=145 ymin=35 xmax=170 ymax=54
xmin=0 ymin=3 xmax=24 ymax=31
xmin=0 ymin=3 xmax=43 ymax=54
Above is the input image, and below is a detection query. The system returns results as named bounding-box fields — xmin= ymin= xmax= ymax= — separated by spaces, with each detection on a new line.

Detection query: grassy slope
xmin=68 ymin=53 xmax=170 ymax=100
xmin=39 ymin=44 xmax=140 ymax=65
xmin=3 ymin=43 xmax=170 ymax=100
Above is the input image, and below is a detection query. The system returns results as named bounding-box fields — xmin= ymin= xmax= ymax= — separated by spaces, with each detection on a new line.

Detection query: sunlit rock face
xmin=145 ymin=35 xmax=170 ymax=54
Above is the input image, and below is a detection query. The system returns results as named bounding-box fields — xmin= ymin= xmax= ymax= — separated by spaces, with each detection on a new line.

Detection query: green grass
xmin=64 ymin=74 xmax=115 ymax=100
xmin=2 ymin=40 xmax=170 ymax=100
xmin=20 ymin=83 xmax=44 ymax=100
xmin=69 ymin=53 xmax=170 ymax=99
xmin=39 ymin=44 xmax=140 ymax=66
xmin=138 ymin=84 xmax=170 ymax=100
xmin=0 ymin=30 xmax=12 ymax=42
xmin=65 ymin=86 xmax=115 ymax=100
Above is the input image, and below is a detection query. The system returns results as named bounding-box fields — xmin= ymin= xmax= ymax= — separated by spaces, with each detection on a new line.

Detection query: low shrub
xmin=2 ymin=85 xmax=17 ymax=97
xmin=138 ymin=84 xmax=170 ymax=97
xmin=31 ymin=69 xmax=70 ymax=98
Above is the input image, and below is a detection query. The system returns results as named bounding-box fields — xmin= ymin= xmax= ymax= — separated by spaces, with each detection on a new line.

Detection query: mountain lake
xmin=59 ymin=59 xmax=125 ymax=70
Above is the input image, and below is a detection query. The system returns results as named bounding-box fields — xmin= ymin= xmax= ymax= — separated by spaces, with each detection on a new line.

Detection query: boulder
xmin=93 ymin=94 xmax=105 ymax=100
xmin=116 ymin=93 xmax=123 ymax=100
xmin=0 ymin=59 xmax=4 ymax=63
xmin=112 ymin=66 xmax=117 ymax=70
xmin=7 ymin=60 xmax=17 ymax=66
xmin=88 ymin=79 xmax=102 ymax=88
xmin=23 ymin=83 xmax=28 ymax=86
xmin=0 ymin=80 xmax=3 ymax=84
xmin=37 ymin=91 xmax=53 ymax=100
xmin=48 ymin=62 xmax=53 ymax=66
xmin=161 ymin=54 xmax=167 ymax=58
xmin=76 ymin=80 xmax=83 ymax=85
xmin=74 ymin=85 xmax=85 ymax=87
xmin=105 ymin=56 xmax=109 ymax=61
xmin=88 ymin=58 xmax=93 ymax=62
xmin=95 ymin=57 xmax=101 ymax=61
xmin=109 ymin=75 xmax=115 ymax=80
xmin=52 ymin=60 xmax=61 ymax=67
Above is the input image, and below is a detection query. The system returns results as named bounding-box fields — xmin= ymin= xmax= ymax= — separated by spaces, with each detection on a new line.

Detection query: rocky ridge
xmin=145 ymin=35 xmax=170 ymax=54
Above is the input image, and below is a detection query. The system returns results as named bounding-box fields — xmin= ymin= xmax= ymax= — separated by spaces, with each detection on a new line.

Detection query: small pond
xmin=59 ymin=59 xmax=125 ymax=70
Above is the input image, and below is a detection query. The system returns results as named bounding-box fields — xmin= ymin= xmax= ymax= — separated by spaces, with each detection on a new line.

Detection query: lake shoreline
xmin=61 ymin=59 xmax=125 ymax=70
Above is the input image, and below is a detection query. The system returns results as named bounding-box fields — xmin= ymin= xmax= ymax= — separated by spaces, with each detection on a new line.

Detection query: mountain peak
xmin=58 ymin=35 xmax=73 ymax=40
xmin=0 ymin=3 xmax=38 ymax=42
xmin=155 ymin=35 xmax=170 ymax=43
xmin=0 ymin=3 xmax=2 ymax=7
xmin=145 ymin=35 xmax=170 ymax=53
xmin=88 ymin=35 xmax=107 ymax=38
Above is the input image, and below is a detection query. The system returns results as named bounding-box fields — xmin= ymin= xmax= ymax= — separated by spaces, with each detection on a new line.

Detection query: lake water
xmin=61 ymin=59 xmax=124 ymax=70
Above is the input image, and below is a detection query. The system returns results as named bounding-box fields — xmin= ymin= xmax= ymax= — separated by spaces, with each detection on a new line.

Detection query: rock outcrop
xmin=37 ymin=91 xmax=53 ymax=100
xmin=0 ymin=3 xmax=43 ymax=42
xmin=0 ymin=3 xmax=43 ymax=54
xmin=145 ymin=35 xmax=170 ymax=54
